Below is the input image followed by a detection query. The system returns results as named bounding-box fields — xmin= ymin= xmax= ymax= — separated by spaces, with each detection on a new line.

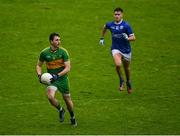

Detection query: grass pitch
xmin=0 ymin=0 xmax=179 ymax=134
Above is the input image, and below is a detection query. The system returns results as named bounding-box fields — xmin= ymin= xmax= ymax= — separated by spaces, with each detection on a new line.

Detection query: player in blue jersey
xmin=99 ymin=7 xmax=136 ymax=93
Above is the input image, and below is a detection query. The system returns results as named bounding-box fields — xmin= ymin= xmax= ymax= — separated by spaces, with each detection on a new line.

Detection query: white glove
xmin=99 ymin=38 xmax=105 ymax=45
xmin=122 ymin=33 xmax=129 ymax=41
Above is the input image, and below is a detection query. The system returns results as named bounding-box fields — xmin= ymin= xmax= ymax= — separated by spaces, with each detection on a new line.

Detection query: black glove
xmin=50 ymin=74 xmax=60 ymax=83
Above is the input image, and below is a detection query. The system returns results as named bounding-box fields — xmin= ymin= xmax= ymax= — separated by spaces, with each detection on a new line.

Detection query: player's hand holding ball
xmin=99 ymin=38 xmax=105 ymax=45
xmin=50 ymin=74 xmax=60 ymax=83
xmin=39 ymin=73 xmax=60 ymax=85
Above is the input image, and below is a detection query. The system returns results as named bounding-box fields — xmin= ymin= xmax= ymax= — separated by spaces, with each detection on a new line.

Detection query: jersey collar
xmin=114 ymin=19 xmax=123 ymax=25
xmin=50 ymin=46 xmax=59 ymax=53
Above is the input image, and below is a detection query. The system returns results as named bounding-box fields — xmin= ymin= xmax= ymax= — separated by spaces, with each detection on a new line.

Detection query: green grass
xmin=0 ymin=0 xmax=179 ymax=134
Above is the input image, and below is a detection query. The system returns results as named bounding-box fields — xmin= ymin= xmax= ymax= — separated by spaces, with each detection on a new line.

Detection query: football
xmin=40 ymin=73 xmax=53 ymax=85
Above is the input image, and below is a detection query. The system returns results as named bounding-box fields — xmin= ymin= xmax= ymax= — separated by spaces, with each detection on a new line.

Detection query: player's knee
xmin=63 ymin=95 xmax=71 ymax=102
xmin=114 ymin=58 xmax=122 ymax=66
xmin=46 ymin=93 xmax=54 ymax=101
xmin=125 ymin=66 xmax=130 ymax=71
xmin=115 ymin=61 xmax=122 ymax=67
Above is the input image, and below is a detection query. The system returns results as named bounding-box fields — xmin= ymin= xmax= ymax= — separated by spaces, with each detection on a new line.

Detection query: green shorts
xmin=50 ymin=76 xmax=70 ymax=94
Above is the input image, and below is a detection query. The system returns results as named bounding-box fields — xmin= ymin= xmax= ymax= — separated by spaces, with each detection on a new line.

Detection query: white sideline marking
xmin=1 ymin=98 xmax=120 ymax=107
xmin=74 ymin=98 xmax=122 ymax=106
xmin=1 ymin=101 xmax=47 ymax=107
xmin=1 ymin=95 xmax=178 ymax=107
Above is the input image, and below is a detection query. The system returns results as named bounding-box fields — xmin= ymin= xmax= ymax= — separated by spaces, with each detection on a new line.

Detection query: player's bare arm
xmin=36 ymin=60 xmax=44 ymax=76
xmin=99 ymin=25 xmax=107 ymax=45
xmin=57 ymin=60 xmax=71 ymax=77
xmin=101 ymin=25 xmax=107 ymax=38
xmin=128 ymin=34 xmax=136 ymax=41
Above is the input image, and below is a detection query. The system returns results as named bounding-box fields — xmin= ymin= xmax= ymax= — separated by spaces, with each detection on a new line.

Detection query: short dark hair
xmin=114 ymin=7 xmax=123 ymax=13
xmin=49 ymin=32 xmax=60 ymax=41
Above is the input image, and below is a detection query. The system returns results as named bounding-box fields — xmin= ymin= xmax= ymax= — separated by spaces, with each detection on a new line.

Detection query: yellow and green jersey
xmin=39 ymin=47 xmax=69 ymax=76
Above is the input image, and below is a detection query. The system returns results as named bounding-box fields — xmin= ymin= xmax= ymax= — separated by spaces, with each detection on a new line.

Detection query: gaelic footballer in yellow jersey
xmin=39 ymin=47 xmax=69 ymax=76
xmin=36 ymin=32 xmax=77 ymax=126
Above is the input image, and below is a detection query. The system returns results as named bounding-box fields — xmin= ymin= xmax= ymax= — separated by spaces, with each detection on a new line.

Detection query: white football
xmin=40 ymin=73 xmax=53 ymax=85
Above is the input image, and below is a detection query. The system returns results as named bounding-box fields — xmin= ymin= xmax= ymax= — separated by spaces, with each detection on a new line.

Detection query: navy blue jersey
xmin=105 ymin=20 xmax=134 ymax=53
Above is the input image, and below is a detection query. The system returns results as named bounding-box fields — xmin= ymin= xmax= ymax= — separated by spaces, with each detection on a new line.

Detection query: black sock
xmin=56 ymin=104 xmax=62 ymax=111
xmin=69 ymin=110 xmax=75 ymax=118
xmin=119 ymin=76 xmax=123 ymax=82
xmin=127 ymin=80 xmax=131 ymax=83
